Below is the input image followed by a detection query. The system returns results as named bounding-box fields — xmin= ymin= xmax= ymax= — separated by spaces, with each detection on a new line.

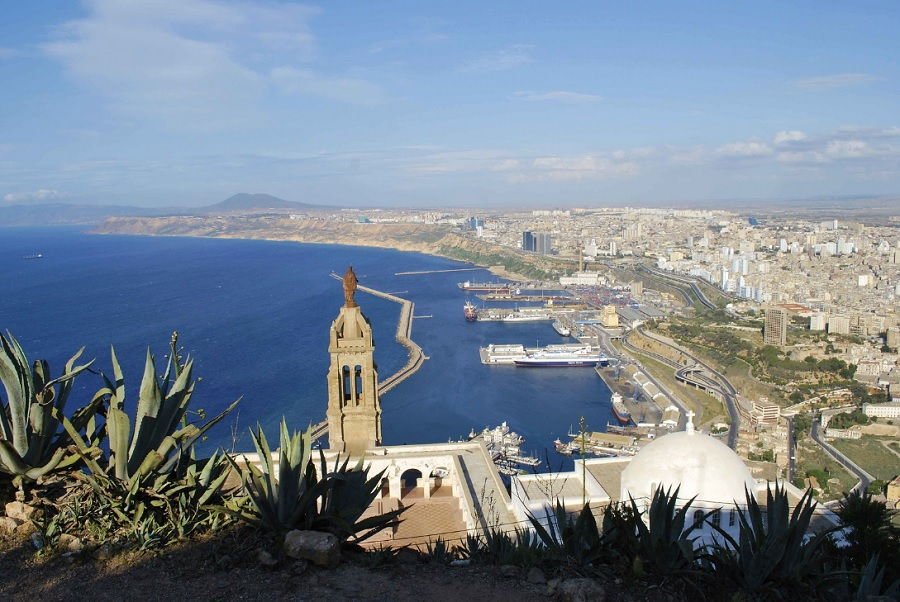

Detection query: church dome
xmin=621 ymin=429 xmax=756 ymax=508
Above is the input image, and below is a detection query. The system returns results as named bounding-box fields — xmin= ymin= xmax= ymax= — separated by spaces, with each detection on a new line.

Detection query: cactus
xmin=59 ymin=334 xmax=239 ymax=546
xmin=0 ymin=332 xmax=100 ymax=487
xmin=229 ymin=419 xmax=403 ymax=543
xmin=65 ymin=337 xmax=238 ymax=488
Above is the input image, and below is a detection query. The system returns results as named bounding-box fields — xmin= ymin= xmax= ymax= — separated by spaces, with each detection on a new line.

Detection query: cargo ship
xmin=458 ymin=281 xmax=513 ymax=293
xmin=464 ymin=301 xmax=478 ymax=322
xmin=611 ymin=392 xmax=631 ymax=424
xmin=513 ymin=345 xmax=600 ymax=367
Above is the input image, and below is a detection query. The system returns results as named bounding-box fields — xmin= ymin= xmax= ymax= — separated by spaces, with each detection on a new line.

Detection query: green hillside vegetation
xmin=832 ymin=437 xmax=900 ymax=481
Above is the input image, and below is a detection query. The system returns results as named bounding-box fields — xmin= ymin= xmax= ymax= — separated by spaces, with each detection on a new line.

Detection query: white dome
xmin=621 ymin=430 xmax=755 ymax=508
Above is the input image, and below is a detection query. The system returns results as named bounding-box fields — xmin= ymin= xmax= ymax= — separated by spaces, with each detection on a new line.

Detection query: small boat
xmin=23 ymin=253 xmax=43 ymax=260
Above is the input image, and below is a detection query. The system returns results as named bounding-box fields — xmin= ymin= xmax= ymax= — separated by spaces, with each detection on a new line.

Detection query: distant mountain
xmin=197 ymin=193 xmax=318 ymax=213
xmin=0 ymin=193 xmax=325 ymax=227
xmin=0 ymin=203 xmax=176 ymax=227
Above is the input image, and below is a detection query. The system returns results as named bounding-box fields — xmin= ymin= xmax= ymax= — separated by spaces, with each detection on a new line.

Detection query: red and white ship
xmin=464 ymin=300 xmax=478 ymax=322
xmin=611 ymin=392 xmax=632 ymax=424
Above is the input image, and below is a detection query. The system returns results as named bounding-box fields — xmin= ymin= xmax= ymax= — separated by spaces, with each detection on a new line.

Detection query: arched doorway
xmin=400 ymin=468 xmax=423 ymax=499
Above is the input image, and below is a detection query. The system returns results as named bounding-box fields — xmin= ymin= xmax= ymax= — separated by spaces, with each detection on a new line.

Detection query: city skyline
xmin=1 ymin=1 xmax=898 ymax=207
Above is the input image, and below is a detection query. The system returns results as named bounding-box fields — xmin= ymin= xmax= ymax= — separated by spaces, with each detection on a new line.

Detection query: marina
xmin=468 ymin=422 xmax=541 ymax=475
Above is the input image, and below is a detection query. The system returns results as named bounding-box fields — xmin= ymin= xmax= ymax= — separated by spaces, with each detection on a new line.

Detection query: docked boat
xmin=458 ymin=281 xmax=512 ymax=292
xmin=514 ymin=345 xmax=599 ymax=367
xmin=470 ymin=421 xmax=541 ymax=472
xmin=464 ymin=300 xmax=478 ymax=322
xmin=552 ymin=320 xmax=571 ymax=336
xmin=479 ymin=343 xmax=529 ymax=364
xmin=501 ymin=311 xmax=550 ymax=322
xmin=611 ymin=392 xmax=631 ymax=424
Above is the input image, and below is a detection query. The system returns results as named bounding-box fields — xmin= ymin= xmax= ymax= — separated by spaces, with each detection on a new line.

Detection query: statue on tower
xmin=343 ymin=266 xmax=358 ymax=308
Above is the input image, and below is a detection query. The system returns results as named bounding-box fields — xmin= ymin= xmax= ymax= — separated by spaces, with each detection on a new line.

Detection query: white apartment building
xmin=862 ymin=401 xmax=900 ymax=419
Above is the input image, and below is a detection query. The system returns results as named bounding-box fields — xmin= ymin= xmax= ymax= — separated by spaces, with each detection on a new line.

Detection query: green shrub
xmin=59 ymin=335 xmax=239 ymax=548
xmin=708 ymin=484 xmax=830 ymax=597
xmin=0 ymin=332 xmax=100 ymax=488
xmin=228 ymin=420 xmax=402 ymax=544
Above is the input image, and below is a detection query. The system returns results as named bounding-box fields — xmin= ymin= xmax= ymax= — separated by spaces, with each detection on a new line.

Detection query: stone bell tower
xmin=326 ymin=266 xmax=382 ymax=456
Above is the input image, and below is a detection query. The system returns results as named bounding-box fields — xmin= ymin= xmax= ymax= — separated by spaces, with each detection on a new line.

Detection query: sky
xmin=0 ymin=1 xmax=898 ymax=208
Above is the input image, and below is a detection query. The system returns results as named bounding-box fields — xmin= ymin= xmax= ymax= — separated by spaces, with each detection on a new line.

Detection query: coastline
xmin=91 ymin=216 xmax=554 ymax=282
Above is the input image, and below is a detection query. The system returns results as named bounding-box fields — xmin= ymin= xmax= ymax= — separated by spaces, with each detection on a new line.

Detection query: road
xmin=810 ymin=420 xmax=872 ymax=495
xmin=637 ymin=264 xmax=721 ymax=310
xmin=619 ymin=331 xmax=689 ymax=430
xmin=632 ymin=326 xmax=741 ymax=448
xmin=786 ymin=416 xmax=796 ymax=483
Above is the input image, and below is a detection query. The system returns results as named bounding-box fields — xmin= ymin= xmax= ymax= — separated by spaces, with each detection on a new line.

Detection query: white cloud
xmin=42 ymin=0 xmax=377 ymax=127
xmin=3 ymin=189 xmax=62 ymax=203
xmin=825 ymin=139 xmax=869 ymax=159
xmin=526 ymin=155 xmax=639 ymax=181
xmin=514 ymin=90 xmax=602 ymax=104
xmin=462 ymin=44 xmax=533 ymax=72
xmin=407 ymin=148 xmax=640 ymax=181
xmin=794 ymin=73 xmax=880 ymax=90
xmin=270 ymin=67 xmax=386 ymax=106
xmin=716 ymin=140 xmax=773 ymax=158
xmin=773 ymin=130 xmax=807 ymax=145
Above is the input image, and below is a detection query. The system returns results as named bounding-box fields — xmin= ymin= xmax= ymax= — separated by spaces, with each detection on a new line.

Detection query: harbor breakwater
xmin=311 ymin=274 xmax=426 ymax=439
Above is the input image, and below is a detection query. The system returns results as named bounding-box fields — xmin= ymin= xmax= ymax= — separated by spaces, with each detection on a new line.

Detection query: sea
xmin=0 ymin=227 xmax=613 ymax=471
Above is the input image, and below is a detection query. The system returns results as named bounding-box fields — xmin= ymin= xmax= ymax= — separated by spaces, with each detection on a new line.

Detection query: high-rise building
xmin=827 ymin=315 xmax=851 ymax=336
xmin=764 ymin=307 xmax=788 ymax=347
xmin=536 ymin=232 xmax=552 ymax=255
xmin=522 ymin=231 xmax=535 ymax=252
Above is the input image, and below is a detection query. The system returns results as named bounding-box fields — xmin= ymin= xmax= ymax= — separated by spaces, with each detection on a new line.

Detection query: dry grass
xmin=795 ymin=439 xmax=858 ymax=501
xmin=831 ymin=437 xmax=900 ymax=481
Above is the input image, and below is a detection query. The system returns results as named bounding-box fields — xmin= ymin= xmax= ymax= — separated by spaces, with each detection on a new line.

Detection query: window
xmin=342 ymin=366 xmax=351 ymax=404
xmin=728 ymin=509 xmax=736 ymax=527
xmin=711 ymin=509 xmax=721 ymax=528
xmin=693 ymin=509 xmax=705 ymax=527
xmin=354 ymin=365 xmax=363 ymax=401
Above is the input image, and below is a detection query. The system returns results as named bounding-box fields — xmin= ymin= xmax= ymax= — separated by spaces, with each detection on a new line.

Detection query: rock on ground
xmin=283 ymin=530 xmax=340 ymax=568
xmin=558 ymin=578 xmax=606 ymax=602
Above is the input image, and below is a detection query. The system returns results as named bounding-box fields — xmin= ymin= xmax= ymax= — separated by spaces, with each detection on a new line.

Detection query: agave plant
xmin=0 ymin=332 xmax=100 ymax=487
xmin=852 ymin=554 xmax=900 ymax=601
xmin=527 ymin=501 xmax=603 ymax=570
xmin=708 ymin=483 xmax=831 ymax=596
xmin=626 ymin=485 xmax=708 ymax=577
xmin=229 ymin=419 xmax=402 ymax=544
xmin=61 ymin=335 xmax=238 ymax=546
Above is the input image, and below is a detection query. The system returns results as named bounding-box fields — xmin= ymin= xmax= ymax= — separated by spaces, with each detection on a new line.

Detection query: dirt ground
xmin=0 ymin=528 xmax=548 ymax=602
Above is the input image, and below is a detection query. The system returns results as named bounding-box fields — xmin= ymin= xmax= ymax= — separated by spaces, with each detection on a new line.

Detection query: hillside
xmin=94 ymin=215 xmax=566 ymax=280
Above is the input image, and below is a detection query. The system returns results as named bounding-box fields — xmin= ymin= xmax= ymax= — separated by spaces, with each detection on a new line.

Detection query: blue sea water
xmin=0 ymin=228 xmax=612 ymax=470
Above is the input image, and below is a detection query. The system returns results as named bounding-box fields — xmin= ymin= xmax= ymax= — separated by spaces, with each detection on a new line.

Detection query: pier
xmin=311 ymin=274 xmax=427 ymax=440
xmin=395 ymin=267 xmax=481 ymax=276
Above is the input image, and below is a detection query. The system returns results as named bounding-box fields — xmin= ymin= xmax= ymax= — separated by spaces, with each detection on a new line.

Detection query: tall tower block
xmin=326 ymin=266 xmax=382 ymax=456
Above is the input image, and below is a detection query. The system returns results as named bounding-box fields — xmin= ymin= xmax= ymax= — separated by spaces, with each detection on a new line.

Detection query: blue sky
xmin=0 ymin=1 xmax=898 ymax=207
